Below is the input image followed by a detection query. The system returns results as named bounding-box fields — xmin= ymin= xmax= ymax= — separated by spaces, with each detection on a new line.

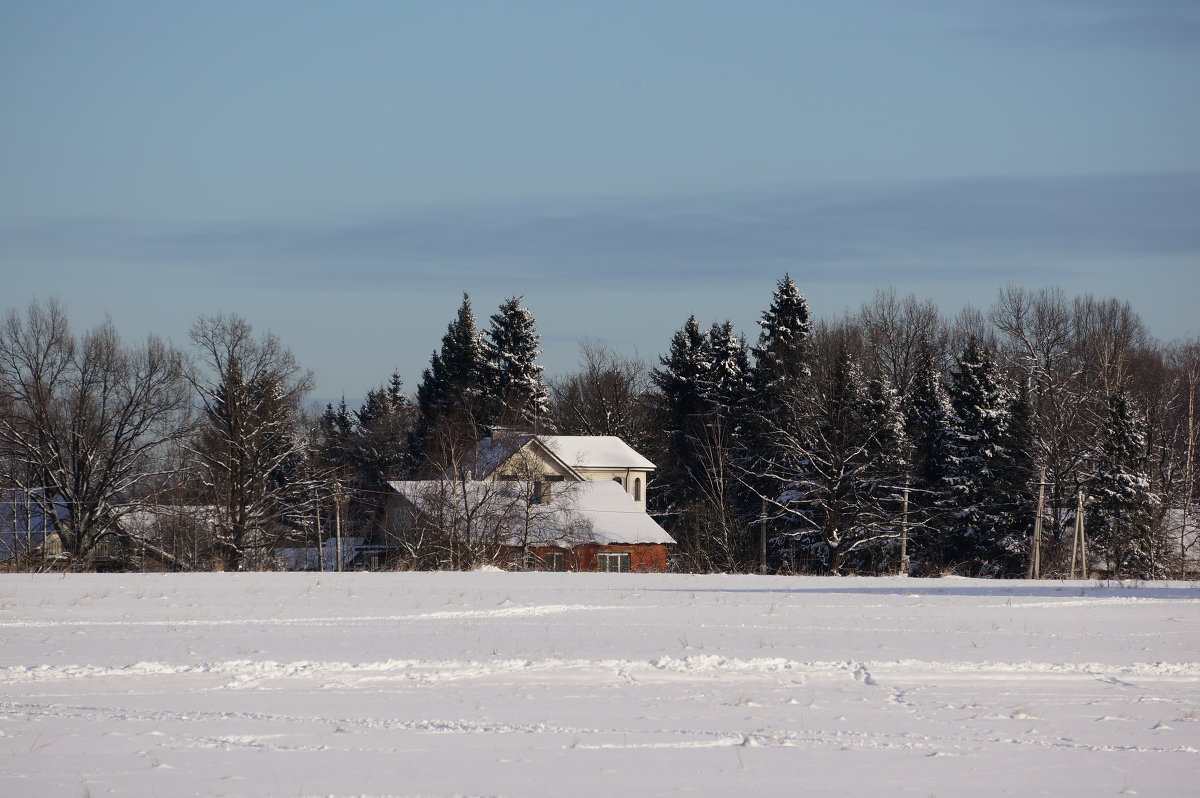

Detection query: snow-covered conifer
xmin=651 ymin=316 xmax=711 ymax=426
xmin=937 ymin=339 xmax=1018 ymax=572
xmin=1088 ymin=391 xmax=1160 ymax=577
xmin=750 ymin=274 xmax=812 ymax=401
xmin=483 ymin=297 xmax=549 ymax=428
xmin=704 ymin=320 xmax=752 ymax=418
xmin=416 ymin=295 xmax=489 ymax=428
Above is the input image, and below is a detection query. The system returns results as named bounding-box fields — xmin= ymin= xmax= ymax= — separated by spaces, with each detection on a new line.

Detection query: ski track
xmin=4 ymin=654 xmax=1198 ymax=687
xmin=3 ymin=698 xmax=1194 ymax=758
xmin=0 ymin=603 xmax=626 ymax=629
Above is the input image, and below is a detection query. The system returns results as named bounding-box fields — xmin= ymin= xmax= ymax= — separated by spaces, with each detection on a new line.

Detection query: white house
xmin=386 ymin=434 xmax=673 ymax=572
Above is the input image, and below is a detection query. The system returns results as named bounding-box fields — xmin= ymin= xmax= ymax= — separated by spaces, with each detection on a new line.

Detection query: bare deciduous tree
xmin=549 ymin=341 xmax=654 ymax=453
xmin=187 ymin=314 xmax=313 ymax=570
xmin=0 ymin=300 xmax=192 ymax=567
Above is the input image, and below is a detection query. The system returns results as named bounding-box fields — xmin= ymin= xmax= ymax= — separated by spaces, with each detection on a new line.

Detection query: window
xmin=612 ymin=476 xmax=623 ymax=487
xmin=596 ymin=552 xmax=631 ymax=573
xmin=544 ymin=551 xmax=565 ymax=572
xmin=633 ymin=478 xmax=642 ymax=502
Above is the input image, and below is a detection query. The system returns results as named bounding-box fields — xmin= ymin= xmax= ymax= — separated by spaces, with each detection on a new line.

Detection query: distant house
xmin=470 ymin=434 xmax=656 ymax=508
xmin=0 ymin=492 xmax=190 ymax=572
xmin=385 ymin=434 xmax=674 ymax=572
xmin=0 ymin=490 xmax=61 ymax=569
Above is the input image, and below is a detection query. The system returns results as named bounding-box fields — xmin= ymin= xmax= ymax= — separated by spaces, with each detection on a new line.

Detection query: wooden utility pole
xmin=1028 ymin=467 xmax=1050 ymax=579
xmin=314 ymin=488 xmax=324 ymax=572
xmin=1070 ymin=490 xmax=1088 ymax=579
xmin=334 ymin=477 xmax=344 ymax=572
xmin=759 ymin=498 xmax=767 ymax=574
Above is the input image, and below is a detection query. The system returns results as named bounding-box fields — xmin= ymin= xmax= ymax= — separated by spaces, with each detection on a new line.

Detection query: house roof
xmin=538 ymin=436 xmax=656 ymax=471
xmin=568 ymin=480 xmax=673 ymax=544
xmin=470 ymin=434 xmax=655 ymax=478
xmin=387 ymin=478 xmax=674 ymax=546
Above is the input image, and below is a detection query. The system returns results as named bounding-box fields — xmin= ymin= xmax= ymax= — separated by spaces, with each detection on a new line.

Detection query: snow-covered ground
xmin=1 ymin=573 xmax=1197 ymax=797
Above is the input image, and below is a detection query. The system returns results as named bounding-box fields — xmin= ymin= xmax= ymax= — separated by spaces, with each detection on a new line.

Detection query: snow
xmin=387 ymin=480 xmax=674 ymax=546
xmin=567 ymin=481 xmax=675 ymax=544
xmin=1 ymin=573 xmax=1197 ymax=797
xmin=540 ymin=435 xmax=657 ymax=470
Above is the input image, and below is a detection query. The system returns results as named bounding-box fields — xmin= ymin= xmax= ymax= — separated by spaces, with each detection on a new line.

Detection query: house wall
xmin=493 ymin=447 xmax=576 ymax=480
xmin=500 ymin=543 xmax=669 ymax=573
xmin=575 ymin=543 xmax=668 ymax=573
xmin=488 ymin=439 xmax=652 ymax=508
xmin=573 ymin=468 xmax=649 ymax=508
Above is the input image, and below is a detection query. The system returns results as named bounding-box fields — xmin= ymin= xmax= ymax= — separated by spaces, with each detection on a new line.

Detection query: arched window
xmin=634 ymin=478 xmax=642 ymax=502
xmin=612 ymin=477 xmax=623 ymax=487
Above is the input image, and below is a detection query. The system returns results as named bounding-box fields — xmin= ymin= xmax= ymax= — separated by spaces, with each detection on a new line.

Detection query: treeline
xmin=646 ymin=280 xmax=1198 ymax=579
xmin=2 ymin=282 xmax=1197 ymax=577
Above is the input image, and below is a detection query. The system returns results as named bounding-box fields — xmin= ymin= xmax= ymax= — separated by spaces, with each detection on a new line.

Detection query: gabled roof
xmin=470 ymin=434 xmax=655 ymax=479
xmin=470 ymin=434 xmax=584 ymax=480
xmin=538 ymin=436 xmax=656 ymax=471
xmin=387 ymin=479 xmax=674 ymax=546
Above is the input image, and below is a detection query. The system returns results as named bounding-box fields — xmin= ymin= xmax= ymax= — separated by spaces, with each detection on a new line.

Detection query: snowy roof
xmin=469 ymin=434 xmax=654 ymax=479
xmin=388 ymin=479 xmax=673 ymax=546
xmin=568 ymin=480 xmax=674 ymax=544
xmin=537 ymin=436 xmax=656 ymax=471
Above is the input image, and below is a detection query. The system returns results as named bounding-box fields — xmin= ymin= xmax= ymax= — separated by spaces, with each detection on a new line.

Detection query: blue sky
xmin=2 ymin=0 xmax=1198 ymax=402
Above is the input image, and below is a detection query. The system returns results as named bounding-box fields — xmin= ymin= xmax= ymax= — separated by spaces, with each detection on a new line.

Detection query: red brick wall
xmin=500 ymin=544 xmax=669 ymax=573
xmin=575 ymin=544 xmax=668 ymax=573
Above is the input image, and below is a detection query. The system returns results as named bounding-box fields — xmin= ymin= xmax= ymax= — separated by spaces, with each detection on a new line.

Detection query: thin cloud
xmin=939 ymin=1 xmax=1200 ymax=49
xmin=2 ymin=172 xmax=1197 ymax=293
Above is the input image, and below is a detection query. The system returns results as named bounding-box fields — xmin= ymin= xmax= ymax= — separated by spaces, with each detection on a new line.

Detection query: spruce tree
xmin=357 ymin=371 xmax=414 ymax=484
xmin=483 ymin=296 xmax=549 ymax=429
xmin=991 ymin=383 xmax=1037 ymax=573
xmin=414 ymin=295 xmax=490 ymax=468
xmin=750 ymin=274 xmax=812 ymax=403
xmin=652 ymin=316 xmax=711 ymax=427
xmin=705 ymin=320 xmax=752 ymax=418
xmin=938 ymin=339 xmax=1015 ymax=572
xmin=1088 ymin=391 xmax=1159 ymax=577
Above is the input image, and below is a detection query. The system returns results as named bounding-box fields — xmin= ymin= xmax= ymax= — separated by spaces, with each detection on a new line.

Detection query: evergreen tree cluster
xmin=412 ymin=295 xmax=550 ymax=470
xmin=647 ymin=279 xmax=1177 ymax=579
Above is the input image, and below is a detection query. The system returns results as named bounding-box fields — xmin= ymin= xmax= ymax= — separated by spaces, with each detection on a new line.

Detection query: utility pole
xmin=900 ymin=484 xmax=910 ymax=577
xmin=314 ymin=487 xmax=324 ymax=572
xmin=334 ymin=477 xmax=345 ymax=573
xmin=1028 ymin=467 xmax=1051 ymax=579
xmin=759 ymin=498 xmax=767 ymax=574
xmin=1069 ymin=490 xmax=1088 ymax=579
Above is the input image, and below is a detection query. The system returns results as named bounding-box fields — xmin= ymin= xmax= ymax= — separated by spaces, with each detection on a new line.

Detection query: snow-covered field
xmin=1 ymin=573 xmax=1197 ymax=797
